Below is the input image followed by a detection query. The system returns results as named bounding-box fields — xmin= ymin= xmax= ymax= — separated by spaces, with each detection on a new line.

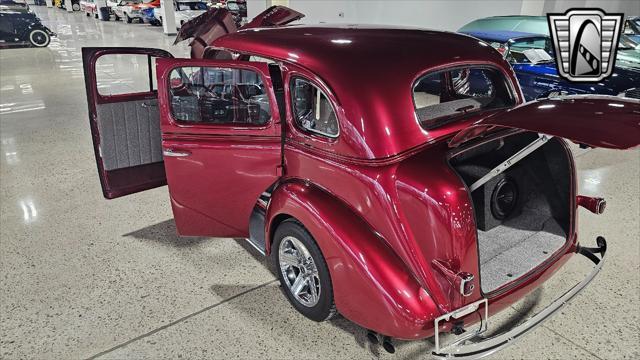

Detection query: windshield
xmin=507 ymin=37 xmax=554 ymax=64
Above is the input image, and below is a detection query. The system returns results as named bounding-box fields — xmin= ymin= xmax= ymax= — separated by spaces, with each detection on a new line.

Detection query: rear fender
xmin=265 ymin=180 xmax=440 ymax=339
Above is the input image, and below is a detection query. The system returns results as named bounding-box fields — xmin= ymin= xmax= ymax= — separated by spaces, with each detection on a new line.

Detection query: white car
xmin=113 ymin=0 xmax=157 ymax=23
xmin=153 ymin=1 xmax=208 ymax=29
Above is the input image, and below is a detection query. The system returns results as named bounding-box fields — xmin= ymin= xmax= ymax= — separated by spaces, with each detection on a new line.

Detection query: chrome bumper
xmin=432 ymin=236 xmax=607 ymax=359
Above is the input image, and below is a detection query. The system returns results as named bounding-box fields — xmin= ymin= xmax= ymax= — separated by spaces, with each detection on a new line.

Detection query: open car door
xmin=450 ymin=95 xmax=640 ymax=149
xmin=156 ymin=58 xmax=283 ymax=237
xmin=82 ymin=47 xmax=173 ymax=198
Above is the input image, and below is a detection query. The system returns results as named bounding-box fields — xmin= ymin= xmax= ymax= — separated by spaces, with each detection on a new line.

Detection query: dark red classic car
xmin=81 ymin=7 xmax=640 ymax=358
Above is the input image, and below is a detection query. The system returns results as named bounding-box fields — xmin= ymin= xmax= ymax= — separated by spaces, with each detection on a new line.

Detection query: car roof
xmin=212 ymin=25 xmax=516 ymax=159
xmin=462 ymin=30 xmax=545 ymax=43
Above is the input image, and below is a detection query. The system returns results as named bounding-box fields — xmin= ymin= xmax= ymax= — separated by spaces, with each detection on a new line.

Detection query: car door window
xmin=413 ymin=66 xmax=515 ymax=129
xmin=168 ymin=66 xmax=271 ymax=125
xmin=290 ymin=77 xmax=338 ymax=137
xmin=96 ymin=53 xmax=160 ymax=96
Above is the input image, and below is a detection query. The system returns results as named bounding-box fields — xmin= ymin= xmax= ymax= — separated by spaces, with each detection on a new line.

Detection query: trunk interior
xmin=450 ymin=132 xmax=572 ymax=294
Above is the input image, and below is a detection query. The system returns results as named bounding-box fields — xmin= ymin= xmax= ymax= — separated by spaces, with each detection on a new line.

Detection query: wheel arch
xmin=265 ymin=179 xmax=440 ymax=339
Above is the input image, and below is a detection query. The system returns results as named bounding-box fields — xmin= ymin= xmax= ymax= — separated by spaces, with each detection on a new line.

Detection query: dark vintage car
xmin=81 ymin=7 xmax=640 ymax=358
xmin=462 ymin=30 xmax=640 ymax=101
xmin=0 ymin=8 xmax=55 ymax=47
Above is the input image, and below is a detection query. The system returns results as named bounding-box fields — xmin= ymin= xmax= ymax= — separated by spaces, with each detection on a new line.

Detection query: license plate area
xmin=433 ymin=299 xmax=489 ymax=354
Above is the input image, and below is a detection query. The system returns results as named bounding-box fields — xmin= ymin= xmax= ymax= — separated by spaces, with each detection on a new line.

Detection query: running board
xmin=469 ymin=134 xmax=551 ymax=192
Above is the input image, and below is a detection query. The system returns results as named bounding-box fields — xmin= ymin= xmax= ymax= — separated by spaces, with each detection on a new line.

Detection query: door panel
xmin=82 ymin=47 xmax=173 ymax=198
xmin=157 ymin=59 xmax=282 ymax=237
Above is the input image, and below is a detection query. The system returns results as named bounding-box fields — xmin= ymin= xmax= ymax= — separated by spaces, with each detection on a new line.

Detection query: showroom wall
xmin=246 ymin=0 xmax=638 ymax=31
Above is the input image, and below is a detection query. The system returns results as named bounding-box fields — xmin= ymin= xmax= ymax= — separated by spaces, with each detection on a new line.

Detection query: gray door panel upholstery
xmin=96 ymin=99 xmax=163 ymax=171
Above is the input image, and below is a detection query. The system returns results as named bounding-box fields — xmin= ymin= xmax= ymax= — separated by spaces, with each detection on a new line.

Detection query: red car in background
xmin=80 ymin=0 xmax=98 ymax=18
xmin=80 ymin=7 xmax=640 ymax=358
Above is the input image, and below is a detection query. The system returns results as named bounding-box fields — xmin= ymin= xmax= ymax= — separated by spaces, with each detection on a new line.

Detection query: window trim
xmin=411 ymin=64 xmax=518 ymax=130
xmin=288 ymin=75 xmax=340 ymax=139
xmin=167 ymin=65 xmax=274 ymax=128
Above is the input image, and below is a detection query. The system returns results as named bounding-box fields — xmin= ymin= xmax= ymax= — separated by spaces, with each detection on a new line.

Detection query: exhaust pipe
xmin=577 ymin=195 xmax=606 ymax=214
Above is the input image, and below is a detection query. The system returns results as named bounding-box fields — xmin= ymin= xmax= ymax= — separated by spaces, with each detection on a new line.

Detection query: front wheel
xmin=72 ymin=2 xmax=80 ymax=11
xmin=28 ymin=29 xmax=50 ymax=47
xmin=274 ymin=219 xmax=336 ymax=322
xmin=124 ymin=13 xmax=132 ymax=23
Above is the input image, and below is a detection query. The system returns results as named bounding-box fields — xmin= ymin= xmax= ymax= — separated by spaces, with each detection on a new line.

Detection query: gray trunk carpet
xmin=478 ymin=207 xmax=567 ymax=293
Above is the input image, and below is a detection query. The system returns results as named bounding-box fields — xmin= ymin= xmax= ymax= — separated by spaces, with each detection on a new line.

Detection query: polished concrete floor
xmin=1 ymin=6 xmax=639 ymax=360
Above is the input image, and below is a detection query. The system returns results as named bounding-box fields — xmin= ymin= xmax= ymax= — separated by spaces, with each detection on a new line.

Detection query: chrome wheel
xmin=278 ymin=236 xmax=321 ymax=307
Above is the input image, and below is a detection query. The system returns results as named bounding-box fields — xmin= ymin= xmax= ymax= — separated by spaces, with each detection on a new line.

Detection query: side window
xmin=413 ymin=67 xmax=514 ymax=129
xmin=290 ymin=77 xmax=338 ymax=137
xmin=95 ymin=54 xmax=159 ymax=96
xmin=168 ymin=66 xmax=271 ymax=125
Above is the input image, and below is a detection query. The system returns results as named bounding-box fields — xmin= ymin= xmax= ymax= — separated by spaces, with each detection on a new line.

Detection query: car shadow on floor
xmin=122 ymin=219 xmax=210 ymax=248
xmin=123 ymin=219 xmax=543 ymax=358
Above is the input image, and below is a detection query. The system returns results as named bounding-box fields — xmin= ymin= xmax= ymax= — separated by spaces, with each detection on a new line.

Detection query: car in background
xmin=624 ymin=16 xmax=640 ymax=42
xmin=0 ymin=7 xmax=55 ymax=47
xmin=226 ymin=0 xmax=246 ymax=25
xmin=461 ymin=30 xmax=640 ymax=101
xmin=56 ymin=0 xmax=80 ymax=11
xmin=0 ymin=0 xmax=29 ymax=11
xmin=80 ymin=0 xmax=98 ymax=18
xmin=113 ymin=0 xmax=159 ymax=23
xmin=153 ymin=1 xmax=208 ymax=29
xmin=460 ymin=15 xmax=640 ymax=70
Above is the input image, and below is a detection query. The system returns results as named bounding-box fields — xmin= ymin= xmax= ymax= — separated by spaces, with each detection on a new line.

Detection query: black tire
xmin=85 ymin=12 xmax=90 ymax=17
xmin=273 ymin=219 xmax=336 ymax=322
xmin=125 ymin=13 xmax=132 ymax=23
xmin=28 ymin=29 xmax=50 ymax=47
xmin=72 ymin=2 xmax=80 ymax=11
xmin=114 ymin=14 xmax=120 ymax=21
xmin=94 ymin=13 xmax=98 ymax=19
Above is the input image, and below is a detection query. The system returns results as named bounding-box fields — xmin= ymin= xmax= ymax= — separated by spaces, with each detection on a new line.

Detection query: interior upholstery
xmin=451 ymin=134 xmax=571 ymax=294
xmin=96 ymin=99 xmax=163 ymax=171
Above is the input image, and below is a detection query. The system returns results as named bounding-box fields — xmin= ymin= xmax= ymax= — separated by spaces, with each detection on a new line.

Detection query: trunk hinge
xmin=469 ymin=134 xmax=551 ymax=192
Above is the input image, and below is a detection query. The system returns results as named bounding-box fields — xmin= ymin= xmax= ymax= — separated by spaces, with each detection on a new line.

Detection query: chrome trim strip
xmin=162 ymin=149 xmax=190 ymax=157
xmin=432 ymin=241 xmax=606 ymax=359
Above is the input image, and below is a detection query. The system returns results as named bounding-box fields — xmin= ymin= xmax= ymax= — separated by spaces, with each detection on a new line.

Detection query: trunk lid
xmin=449 ymin=95 xmax=640 ymax=149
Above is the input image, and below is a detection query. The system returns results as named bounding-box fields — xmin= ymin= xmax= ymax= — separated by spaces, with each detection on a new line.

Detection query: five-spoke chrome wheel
xmin=278 ymin=236 xmax=321 ymax=307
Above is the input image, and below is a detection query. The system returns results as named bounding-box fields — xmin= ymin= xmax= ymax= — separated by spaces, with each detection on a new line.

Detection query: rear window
xmin=413 ymin=66 xmax=515 ymax=129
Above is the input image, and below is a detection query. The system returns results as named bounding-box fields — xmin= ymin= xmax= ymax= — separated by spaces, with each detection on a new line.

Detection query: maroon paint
xmin=83 ymin=12 xmax=640 ymax=341
xmin=156 ymin=59 xmax=281 ymax=237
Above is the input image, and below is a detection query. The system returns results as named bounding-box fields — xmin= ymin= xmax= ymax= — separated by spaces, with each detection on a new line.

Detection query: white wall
xmin=246 ymin=0 xmax=639 ymax=31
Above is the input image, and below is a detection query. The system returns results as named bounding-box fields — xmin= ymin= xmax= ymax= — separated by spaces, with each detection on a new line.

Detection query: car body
xmin=81 ymin=6 xmax=640 ymax=358
xmin=460 ymin=15 xmax=640 ymax=70
xmin=462 ymin=30 xmax=640 ymax=101
xmin=153 ymin=1 xmax=208 ymax=29
xmin=80 ymin=0 xmax=98 ymax=18
xmin=0 ymin=8 xmax=55 ymax=47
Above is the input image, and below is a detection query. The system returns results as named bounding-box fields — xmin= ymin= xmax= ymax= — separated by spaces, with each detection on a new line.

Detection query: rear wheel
xmin=28 ymin=29 xmax=50 ymax=47
xmin=85 ymin=12 xmax=90 ymax=17
xmin=274 ymin=219 xmax=336 ymax=322
xmin=72 ymin=2 xmax=80 ymax=11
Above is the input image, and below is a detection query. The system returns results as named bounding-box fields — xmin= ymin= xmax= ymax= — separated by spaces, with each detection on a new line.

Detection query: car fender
xmin=265 ymin=179 xmax=440 ymax=339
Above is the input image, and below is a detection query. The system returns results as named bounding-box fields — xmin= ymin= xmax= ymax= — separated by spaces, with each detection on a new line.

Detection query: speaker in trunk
xmin=456 ymin=164 xmax=526 ymax=231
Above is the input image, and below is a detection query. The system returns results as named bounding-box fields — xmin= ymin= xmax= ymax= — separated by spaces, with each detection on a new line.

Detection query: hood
xmin=450 ymin=95 xmax=640 ymax=149
xmin=174 ymin=5 xmax=304 ymax=58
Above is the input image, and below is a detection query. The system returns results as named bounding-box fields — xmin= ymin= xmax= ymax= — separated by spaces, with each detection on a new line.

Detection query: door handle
xmin=163 ymin=148 xmax=191 ymax=157
xmin=141 ymin=102 xmax=157 ymax=108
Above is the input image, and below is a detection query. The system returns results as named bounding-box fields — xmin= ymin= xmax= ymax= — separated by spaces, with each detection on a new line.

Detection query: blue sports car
xmin=461 ymin=30 xmax=640 ymax=101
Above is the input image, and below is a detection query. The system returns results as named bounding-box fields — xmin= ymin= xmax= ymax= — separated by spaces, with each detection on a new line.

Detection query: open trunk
xmin=450 ymin=132 xmax=572 ymax=294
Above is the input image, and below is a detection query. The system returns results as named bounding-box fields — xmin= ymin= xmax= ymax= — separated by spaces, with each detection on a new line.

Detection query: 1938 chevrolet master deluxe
xmin=82 ymin=7 xmax=640 ymax=358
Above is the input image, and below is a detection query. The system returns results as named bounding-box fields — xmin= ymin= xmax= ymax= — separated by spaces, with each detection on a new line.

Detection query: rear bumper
xmin=432 ymin=236 xmax=607 ymax=359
